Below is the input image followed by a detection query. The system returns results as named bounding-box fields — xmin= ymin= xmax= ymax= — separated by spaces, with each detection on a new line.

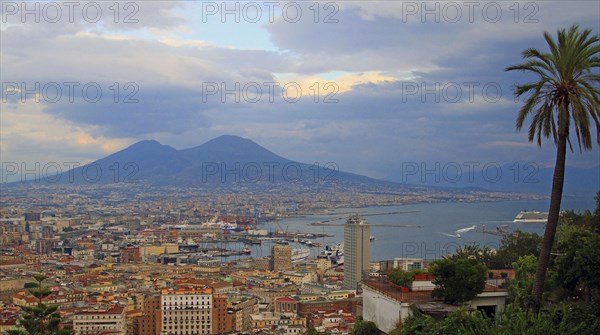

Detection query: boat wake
xmin=441 ymin=232 xmax=461 ymax=238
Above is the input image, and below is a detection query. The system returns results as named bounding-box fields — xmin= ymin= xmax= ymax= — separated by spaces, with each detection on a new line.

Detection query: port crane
xmin=274 ymin=220 xmax=289 ymax=235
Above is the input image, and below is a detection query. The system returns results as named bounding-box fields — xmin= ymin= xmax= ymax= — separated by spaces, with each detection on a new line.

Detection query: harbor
xmin=137 ymin=199 xmax=586 ymax=262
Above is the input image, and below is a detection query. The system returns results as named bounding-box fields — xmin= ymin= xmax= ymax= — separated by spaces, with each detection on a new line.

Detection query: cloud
xmin=480 ymin=141 xmax=537 ymax=149
xmin=1 ymin=0 xmax=599 ymax=178
xmin=0 ymin=100 xmax=133 ymax=165
xmin=274 ymin=71 xmax=397 ymax=95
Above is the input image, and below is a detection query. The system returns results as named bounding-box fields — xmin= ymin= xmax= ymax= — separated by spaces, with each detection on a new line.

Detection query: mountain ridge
xmin=2 ymin=135 xmax=594 ymax=197
xmin=5 ymin=135 xmax=390 ymax=189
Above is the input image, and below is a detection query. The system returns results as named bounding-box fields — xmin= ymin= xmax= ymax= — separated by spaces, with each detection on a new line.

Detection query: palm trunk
xmin=531 ymin=127 xmax=567 ymax=312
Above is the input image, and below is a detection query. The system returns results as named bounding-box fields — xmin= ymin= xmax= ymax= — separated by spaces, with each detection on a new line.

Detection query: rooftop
xmin=364 ymin=280 xmax=432 ymax=303
xmin=364 ymin=277 xmax=508 ymax=304
xmin=75 ymin=304 xmax=124 ymax=315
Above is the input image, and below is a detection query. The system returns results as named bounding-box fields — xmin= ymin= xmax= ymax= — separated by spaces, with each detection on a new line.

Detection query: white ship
xmin=201 ymin=219 xmax=237 ymax=230
xmin=514 ymin=211 xmax=548 ymax=223
xmin=292 ymin=248 xmax=310 ymax=263
xmin=220 ymin=222 xmax=237 ymax=230
xmin=318 ymin=243 xmax=344 ymax=265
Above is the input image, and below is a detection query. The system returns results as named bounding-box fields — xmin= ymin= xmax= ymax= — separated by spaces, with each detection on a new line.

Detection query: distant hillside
xmin=386 ymin=164 xmax=599 ymax=197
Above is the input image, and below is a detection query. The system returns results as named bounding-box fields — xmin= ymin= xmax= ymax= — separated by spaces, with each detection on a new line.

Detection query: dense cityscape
xmin=1 ymin=175 xmax=598 ymax=334
xmin=0 ymin=187 xmax=521 ymax=335
xmin=1 ymin=1 xmax=599 ymax=335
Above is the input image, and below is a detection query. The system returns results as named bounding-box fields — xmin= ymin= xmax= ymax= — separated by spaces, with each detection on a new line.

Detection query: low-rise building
xmin=309 ymin=309 xmax=355 ymax=334
xmin=362 ymin=277 xmax=509 ymax=333
xmin=0 ymin=308 xmax=20 ymax=334
xmin=120 ymin=247 xmax=141 ymax=263
xmin=73 ymin=304 xmax=127 ymax=335
xmin=282 ymin=271 xmax=316 ymax=285
xmin=251 ymin=311 xmax=306 ymax=335
xmin=228 ymin=296 xmax=259 ymax=332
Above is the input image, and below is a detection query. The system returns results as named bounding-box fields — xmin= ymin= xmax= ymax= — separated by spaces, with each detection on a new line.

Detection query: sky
xmin=1 ymin=0 xmax=599 ymax=180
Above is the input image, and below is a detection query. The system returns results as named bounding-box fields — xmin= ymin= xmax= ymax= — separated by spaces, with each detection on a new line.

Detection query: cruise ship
xmin=514 ymin=211 xmax=548 ymax=223
xmin=200 ymin=219 xmax=237 ymax=230
xmin=292 ymin=248 xmax=310 ymax=263
xmin=318 ymin=243 xmax=344 ymax=265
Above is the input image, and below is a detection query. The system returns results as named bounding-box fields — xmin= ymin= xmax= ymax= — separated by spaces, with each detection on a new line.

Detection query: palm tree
xmin=506 ymin=25 xmax=599 ymax=311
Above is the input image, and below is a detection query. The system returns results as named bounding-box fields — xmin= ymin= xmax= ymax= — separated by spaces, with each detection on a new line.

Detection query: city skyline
xmin=1 ymin=2 xmax=599 ymax=334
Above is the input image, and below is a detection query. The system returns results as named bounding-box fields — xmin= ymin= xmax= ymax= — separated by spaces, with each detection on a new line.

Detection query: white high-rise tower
xmin=342 ymin=215 xmax=371 ymax=290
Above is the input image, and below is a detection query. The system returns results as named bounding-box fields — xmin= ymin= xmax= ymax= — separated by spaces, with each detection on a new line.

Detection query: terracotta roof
xmin=76 ymin=305 xmax=124 ymax=315
xmin=210 ymin=281 xmax=232 ymax=289
xmin=0 ymin=319 xmax=17 ymax=326
xmin=364 ymin=280 xmax=433 ymax=303
xmin=487 ymin=269 xmax=515 ymax=280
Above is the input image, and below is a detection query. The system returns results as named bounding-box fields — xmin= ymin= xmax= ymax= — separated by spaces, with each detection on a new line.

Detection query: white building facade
xmin=160 ymin=288 xmax=213 ymax=335
xmin=73 ymin=304 xmax=127 ymax=335
xmin=342 ymin=216 xmax=371 ymax=290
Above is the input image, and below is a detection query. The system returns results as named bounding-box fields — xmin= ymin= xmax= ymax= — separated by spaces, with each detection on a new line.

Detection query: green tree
xmin=352 ymin=316 xmax=364 ymax=335
xmin=397 ymin=311 xmax=436 ymax=335
xmin=554 ymin=302 xmax=600 ymax=335
xmin=452 ymin=244 xmax=500 ymax=269
xmin=506 ymin=25 xmax=600 ymax=311
xmin=387 ymin=268 xmax=415 ymax=287
xmin=399 ymin=303 xmax=599 ymax=335
xmin=23 ymin=282 xmax=39 ymax=289
xmin=494 ymin=304 xmax=590 ymax=335
xmin=398 ymin=308 xmax=493 ymax=335
xmin=509 ymin=255 xmax=538 ymax=308
xmin=355 ymin=321 xmax=379 ymax=335
xmin=560 ymin=191 xmax=600 ymax=232
xmin=494 ymin=231 xmax=542 ymax=269
xmin=560 ymin=209 xmax=584 ymax=226
xmin=430 ymin=258 xmax=487 ymax=304
xmin=553 ymin=226 xmax=600 ymax=301
xmin=352 ymin=316 xmax=379 ymax=335
xmin=7 ymin=274 xmax=72 ymax=335
xmin=594 ymin=191 xmax=600 ymax=225
xmin=436 ymin=308 xmax=493 ymax=335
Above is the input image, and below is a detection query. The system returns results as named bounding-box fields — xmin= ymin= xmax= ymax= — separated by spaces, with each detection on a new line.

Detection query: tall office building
xmin=270 ymin=245 xmax=292 ymax=271
xmin=342 ymin=215 xmax=371 ymax=290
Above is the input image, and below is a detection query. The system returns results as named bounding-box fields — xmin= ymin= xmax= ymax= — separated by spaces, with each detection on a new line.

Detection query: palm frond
xmin=506 ymin=24 xmax=599 ymax=151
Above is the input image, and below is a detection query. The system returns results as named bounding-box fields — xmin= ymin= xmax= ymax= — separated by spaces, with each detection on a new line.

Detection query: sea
xmin=220 ymin=197 xmax=595 ymax=262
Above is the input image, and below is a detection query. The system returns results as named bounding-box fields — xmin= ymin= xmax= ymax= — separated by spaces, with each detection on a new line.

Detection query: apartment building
xmin=160 ymin=287 xmax=213 ymax=335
